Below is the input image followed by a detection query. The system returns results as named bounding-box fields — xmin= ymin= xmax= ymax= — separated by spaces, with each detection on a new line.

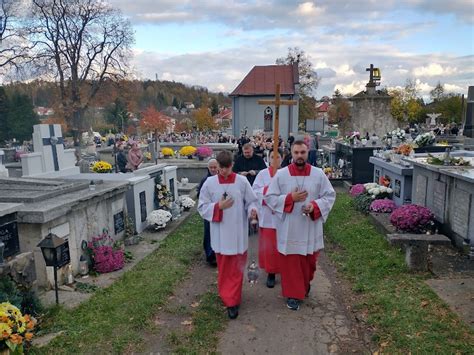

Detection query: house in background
xmin=230 ymin=64 xmax=299 ymax=139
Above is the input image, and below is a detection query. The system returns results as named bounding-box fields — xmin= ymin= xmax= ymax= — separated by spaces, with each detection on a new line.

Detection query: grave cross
xmin=258 ymin=84 xmax=297 ymax=175
xmin=42 ymin=125 xmax=64 ymax=171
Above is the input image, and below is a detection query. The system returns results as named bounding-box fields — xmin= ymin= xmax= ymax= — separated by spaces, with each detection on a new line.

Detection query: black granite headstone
xmin=464 ymin=86 xmax=473 ymax=138
xmin=114 ymin=211 xmax=125 ymax=234
xmin=0 ymin=214 xmax=20 ymax=258
xmin=56 ymin=239 xmax=70 ymax=268
xmin=139 ymin=191 xmax=147 ymax=222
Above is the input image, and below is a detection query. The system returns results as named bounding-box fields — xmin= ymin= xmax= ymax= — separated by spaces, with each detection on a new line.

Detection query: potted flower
xmin=195 ymin=146 xmax=213 ymax=161
xmin=414 ymin=132 xmax=435 ymax=148
xmin=390 ymin=204 xmax=434 ymax=233
xmin=90 ymin=160 xmax=112 ymax=173
xmin=86 ymin=231 xmax=125 ymax=273
xmin=0 ymin=302 xmax=36 ymax=354
xmin=350 ymin=184 xmax=365 ymax=197
xmin=147 ymin=209 xmax=172 ymax=230
xmin=179 ymin=196 xmax=195 ymax=211
xmin=161 ymin=147 xmax=174 ymax=158
xmin=369 ymin=199 xmax=397 ymax=213
xmin=179 ymin=146 xmax=197 ymax=159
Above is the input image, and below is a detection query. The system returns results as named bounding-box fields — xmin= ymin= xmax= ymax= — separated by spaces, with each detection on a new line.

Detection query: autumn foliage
xmin=140 ymin=106 xmax=172 ymax=134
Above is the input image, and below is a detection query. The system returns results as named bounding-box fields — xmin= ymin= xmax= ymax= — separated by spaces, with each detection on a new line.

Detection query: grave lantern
xmin=37 ymin=232 xmax=70 ymax=304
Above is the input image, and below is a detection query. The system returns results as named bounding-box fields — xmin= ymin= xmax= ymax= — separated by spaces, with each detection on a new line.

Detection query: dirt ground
xmin=137 ymin=231 xmax=373 ymax=354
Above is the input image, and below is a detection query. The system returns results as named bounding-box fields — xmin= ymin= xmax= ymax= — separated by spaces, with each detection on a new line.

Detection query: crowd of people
xmin=197 ymin=139 xmax=336 ymax=319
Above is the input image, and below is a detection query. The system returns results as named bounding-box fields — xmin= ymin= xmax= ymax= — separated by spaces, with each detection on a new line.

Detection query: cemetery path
xmin=216 ymin=234 xmax=372 ymax=355
xmin=134 ymin=230 xmax=372 ymax=354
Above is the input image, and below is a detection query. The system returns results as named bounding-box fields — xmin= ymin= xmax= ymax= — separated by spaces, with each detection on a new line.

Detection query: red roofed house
xmin=230 ymin=64 xmax=299 ymax=138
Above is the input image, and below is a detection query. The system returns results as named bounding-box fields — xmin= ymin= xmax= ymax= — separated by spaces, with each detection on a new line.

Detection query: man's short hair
xmin=292 ymin=140 xmax=307 ymax=148
xmin=243 ymin=143 xmax=253 ymax=150
xmin=216 ymin=151 xmax=233 ymax=168
xmin=207 ymin=158 xmax=217 ymax=166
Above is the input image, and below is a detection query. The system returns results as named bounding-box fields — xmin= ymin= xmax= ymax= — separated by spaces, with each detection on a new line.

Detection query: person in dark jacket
xmin=197 ymin=159 xmax=219 ymax=265
xmin=233 ymin=143 xmax=267 ymax=186
xmin=116 ymin=144 xmax=128 ymax=173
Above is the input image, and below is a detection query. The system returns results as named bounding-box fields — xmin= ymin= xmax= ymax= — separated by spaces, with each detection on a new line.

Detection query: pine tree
xmin=0 ymin=87 xmax=10 ymax=143
xmin=6 ymin=92 xmax=39 ymax=142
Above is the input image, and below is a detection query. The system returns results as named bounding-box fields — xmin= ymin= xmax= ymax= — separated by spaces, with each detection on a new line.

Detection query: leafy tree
xmin=276 ymin=47 xmax=319 ymax=96
xmin=5 ymin=92 xmax=39 ymax=142
xmin=328 ymin=91 xmax=351 ymax=134
xmin=192 ymin=107 xmax=216 ymax=131
xmin=140 ymin=106 xmax=171 ymax=135
xmin=434 ymin=94 xmax=464 ymax=124
xmin=172 ymin=97 xmax=180 ymax=108
xmin=298 ymin=94 xmax=316 ymax=126
xmin=389 ymin=79 xmax=425 ymax=123
xmin=105 ymin=98 xmax=129 ymax=132
xmin=210 ymin=97 xmax=219 ymax=116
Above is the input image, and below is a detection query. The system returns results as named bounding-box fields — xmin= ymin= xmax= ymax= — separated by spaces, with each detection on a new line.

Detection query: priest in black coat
xmin=233 ymin=143 xmax=267 ymax=186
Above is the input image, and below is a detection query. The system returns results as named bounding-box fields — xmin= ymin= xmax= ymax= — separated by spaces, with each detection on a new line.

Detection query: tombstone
xmin=463 ymin=86 xmax=474 ymax=138
xmin=427 ymin=113 xmax=441 ymax=127
xmin=0 ymin=203 xmax=22 ymax=259
xmin=21 ymin=124 xmax=80 ymax=178
xmin=163 ymin=166 xmax=179 ymax=202
xmin=0 ymin=150 xmax=8 ymax=177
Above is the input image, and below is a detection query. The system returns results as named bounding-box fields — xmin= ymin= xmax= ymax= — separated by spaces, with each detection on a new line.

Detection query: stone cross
xmin=33 ymin=124 xmax=65 ymax=172
xmin=258 ymin=84 xmax=297 ymax=174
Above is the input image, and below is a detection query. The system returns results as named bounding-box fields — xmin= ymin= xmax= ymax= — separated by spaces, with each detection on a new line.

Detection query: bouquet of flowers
xmin=155 ymin=183 xmax=172 ymax=209
xmin=179 ymin=145 xmax=197 ymax=157
xmin=147 ymin=209 xmax=172 ymax=229
xmin=426 ymin=154 xmax=471 ymax=166
xmin=379 ymin=175 xmax=391 ymax=187
xmin=178 ymin=196 xmax=195 ymax=210
xmin=363 ymin=182 xmax=393 ymax=199
xmin=395 ymin=143 xmax=414 ymax=156
xmin=0 ymin=302 xmax=36 ymax=354
xmin=91 ymin=160 xmax=112 ymax=173
xmin=324 ymin=167 xmax=332 ymax=177
xmin=370 ymin=199 xmax=397 ymax=213
xmin=414 ymin=132 xmax=435 ymax=148
xmin=195 ymin=146 xmax=213 ymax=159
xmin=383 ymin=128 xmax=406 ymax=145
xmin=161 ymin=147 xmax=174 ymax=157
xmin=86 ymin=231 xmax=124 ymax=273
xmin=144 ymin=152 xmax=152 ymax=161
xmin=390 ymin=204 xmax=434 ymax=233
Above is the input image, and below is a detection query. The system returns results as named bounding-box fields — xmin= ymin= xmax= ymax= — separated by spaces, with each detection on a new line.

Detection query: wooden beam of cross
xmin=258 ymin=83 xmax=297 ymax=175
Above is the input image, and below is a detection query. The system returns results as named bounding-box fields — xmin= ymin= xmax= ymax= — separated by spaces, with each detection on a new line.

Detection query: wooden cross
xmin=258 ymin=83 xmax=297 ymax=175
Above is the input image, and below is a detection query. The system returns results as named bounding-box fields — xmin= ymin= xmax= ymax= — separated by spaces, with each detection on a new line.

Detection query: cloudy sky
xmin=109 ymin=0 xmax=473 ymax=100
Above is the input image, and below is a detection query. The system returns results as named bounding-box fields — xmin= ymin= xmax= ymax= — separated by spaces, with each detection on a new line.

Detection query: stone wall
xmin=349 ymin=96 xmax=399 ymax=138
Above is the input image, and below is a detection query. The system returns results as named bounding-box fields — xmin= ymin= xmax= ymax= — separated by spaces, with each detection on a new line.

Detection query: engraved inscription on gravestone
xmin=432 ymin=180 xmax=446 ymax=223
xmin=415 ymin=175 xmax=428 ymax=206
xmin=452 ymin=189 xmax=471 ymax=238
xmin=169 ymin=178 xmax=175 ymax=202
xmin=0 ymin=214 xmax=20 ymax=258
xmin=57 ymin=239 xmax=70 ymax=268
xmin=394 ymin=179 xmax=401 ymax=198
xmin=114 ymin=211 xmax=125 ymax=235
xmin=139 ymin=191 xmax=147 ymax=222
xmin=375 ymin=168 xmax=380 ymax=183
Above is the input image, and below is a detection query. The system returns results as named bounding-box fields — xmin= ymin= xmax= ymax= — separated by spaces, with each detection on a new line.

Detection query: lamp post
xmin=37 ymin=232 xmax=70 ymax=304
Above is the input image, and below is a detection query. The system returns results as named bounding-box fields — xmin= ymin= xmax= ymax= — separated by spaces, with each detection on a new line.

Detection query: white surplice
xmin=252 ymin=168 xmax=278 ymax=229
xmin=198 ymin=174 xmax=258 ymax=255
xmin=265 ymin=165 xmax=336 ymax=255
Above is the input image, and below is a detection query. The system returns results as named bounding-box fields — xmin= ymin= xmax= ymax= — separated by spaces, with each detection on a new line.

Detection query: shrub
xmin=352 ymin=193 xmax=373 ymax=214
xmin=390 ymin=204 xmax=434 ymax=233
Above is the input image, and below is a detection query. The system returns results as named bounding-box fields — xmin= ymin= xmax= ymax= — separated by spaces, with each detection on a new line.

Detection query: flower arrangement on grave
xmin=379 ymin=175 xmax=391 ymax=187
xmin=179 ymin=145 xmax=197 ymax=158
xmin=363 ymin=182 xmax=393 ymax=199
xmin=352 ymin=193 xmax=373 ymax=213
xmin=178 ymin=196 xmax=195 ymax=211
xmin=86 ymin=230 xmax=125 ymax=273
xmin=426 ymin=154 xmax=471 ymax=166
xmin=0 ymin=302 xmax=37 ymax=354
xmin=437 ymin=140 xmax=449 ymax=146
xmin=144 ymin=152 xmax=152 ymax=161
xmin=324 ymin=167 xmax=332 ymax=177
xmin=413 ymin=132 xmax=435 ymax=147
xmin=154 ymin=176 xmax=172 ymax=210
xmin=147 ymin=209 xmax=172 ymax=229
xmin=91 ymin=160 xmax=112 ymax=173
xmin=344 ymin=131 xmax=360 ymax=145
xmin=161 ymin=147 xmax=174 ymax=157
xmin=395 ymin=143 xmax=414 ymax=156
xmin=195 ymin=146 xmax=213 ymax=160
xmin=350 ymin=184 xmax=365 ymax=197
xmin=390 ymin=204 xmax=434 ymax=233
xmin=369 ymin=199 xmax=397 ymax=213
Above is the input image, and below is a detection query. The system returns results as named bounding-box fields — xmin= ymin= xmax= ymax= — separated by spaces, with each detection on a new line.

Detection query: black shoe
xmin=286 ymin=298 xmax=300 ymax=311
xmin=227 ymin=306 xmax=239 ymax=319
xmin=266 ymin=273 xmax=276 ymax=288
xmin=305 ymin=285 xmax=311 ymax=297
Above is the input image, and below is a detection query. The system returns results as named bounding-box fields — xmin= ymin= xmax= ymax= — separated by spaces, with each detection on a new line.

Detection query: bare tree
xmin=28 ymin=0 xmax=134 ymax=142
xmin=0 ymin=0 xmax=32 ymax=70
xmin=276 ymin=47 xmax=320 ymax=96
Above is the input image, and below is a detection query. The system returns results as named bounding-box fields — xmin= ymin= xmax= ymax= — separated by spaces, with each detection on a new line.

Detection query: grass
xmin=31 ymin=213 xmax=225 ymax=354
xmin=168 ymin=291 xmax=227 ymax=354
xmin=325 ymin=192 xmax=474 ymax=353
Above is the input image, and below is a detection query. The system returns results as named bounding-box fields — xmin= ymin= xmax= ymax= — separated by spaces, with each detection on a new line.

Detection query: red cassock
xmin=258 ymin=227 xmax=280 ymax=274
xmin=215 ymin=252 xmax=247 ymax=307
xmin=278 ymin=163 xmax=323 ymax=300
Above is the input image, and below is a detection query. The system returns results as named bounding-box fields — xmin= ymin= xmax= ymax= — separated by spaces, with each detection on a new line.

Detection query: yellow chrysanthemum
xmin=162 ymin=147 xmax=174 ymax=156
xmin=0 ymin=323 xmax=12 ymax=339
xmin=179 ymin=146 xmax=197 ymax=156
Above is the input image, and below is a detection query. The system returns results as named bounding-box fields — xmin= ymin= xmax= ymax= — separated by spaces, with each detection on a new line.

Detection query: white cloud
xmin=413 ymin=63 xmax=458 ymax=77
xmin=294 ymin=2 xmax=324 ymax=17
xmin=334 ymin=81 xmax=366 ymax=95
